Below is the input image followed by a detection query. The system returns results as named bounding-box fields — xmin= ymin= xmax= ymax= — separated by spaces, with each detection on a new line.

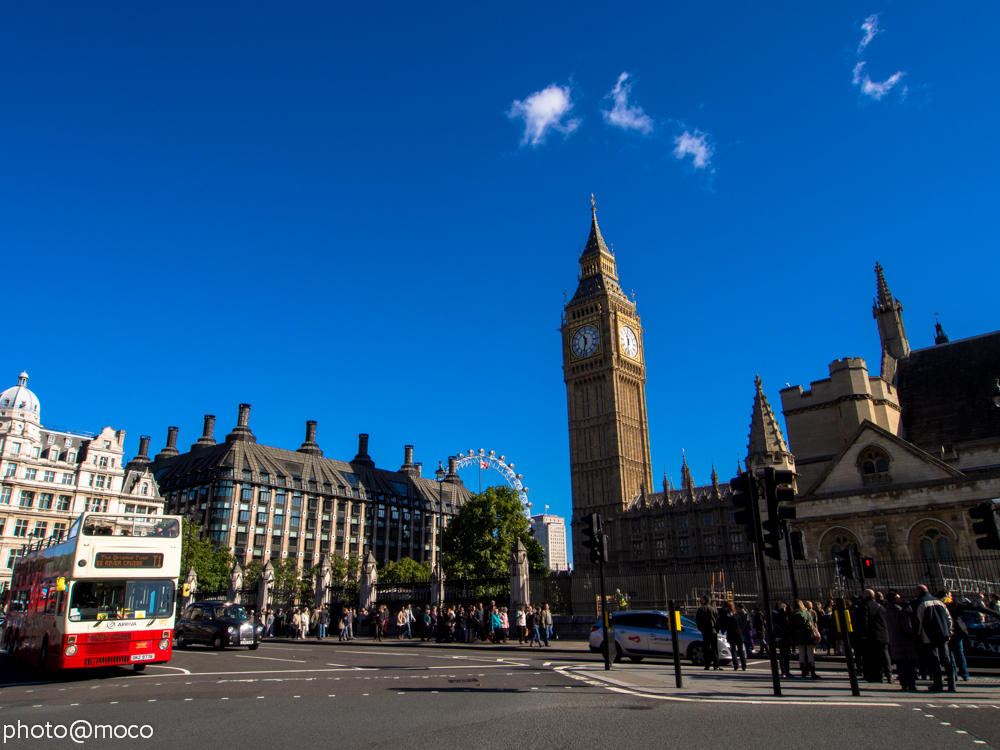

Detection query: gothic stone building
xmin=780 ymin=265 xmax=1000 ymax=562
xmin=150 ymin=405 xmax=471 ymax=573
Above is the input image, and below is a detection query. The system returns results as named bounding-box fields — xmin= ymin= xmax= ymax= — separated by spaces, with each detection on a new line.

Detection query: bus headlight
xmin=64 ymin=645 xmax=77 ymax=657
xmin=158 ymin=639 xmax=170 ymax=650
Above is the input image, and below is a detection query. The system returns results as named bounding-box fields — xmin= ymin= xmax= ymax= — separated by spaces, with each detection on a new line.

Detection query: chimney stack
xmin=413 ymin=462 xmax=422 ymax=477
xmin=129 ymin=435 xmax=153 ymax=470
xmin=351 ymin=433 xmax=374 ymax=468
xmin=297 ymin=420 xmax=323 ymax=456
xmin=399 ymin=444 xmax=419 ymax=477
xmin=191 ymin=414 xmax=217 ymax=452
xmin=444 ymin=456 xmax=463 ymax=486
xmin=225 ymin=404 xmax=256 ymax=444
xmin=154 ymin=426 xmax=180 ymax=461
xmin=138 ymin=435 xmax=150 ymax=458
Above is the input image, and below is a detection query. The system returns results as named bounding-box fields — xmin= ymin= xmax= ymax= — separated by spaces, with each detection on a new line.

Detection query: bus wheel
xmin=133 ymin=664 xmax=146 ymax=673
xmin=39 ymin=639 xmax=49 ymax=671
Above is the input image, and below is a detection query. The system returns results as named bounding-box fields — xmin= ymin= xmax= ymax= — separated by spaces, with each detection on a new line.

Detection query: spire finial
xmin=590 ymin=193 xmax=596 ymax=213
xmin=875 ymin=262 xmax=894 ymax=309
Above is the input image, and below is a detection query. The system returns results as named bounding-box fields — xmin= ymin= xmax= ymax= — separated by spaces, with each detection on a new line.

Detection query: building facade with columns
xmin=0 ymin=372 xmax=164 ymax=595
xmin=150 ymin=405 xmax=471 ymax=572
xmin=781 ymin=265 xmax=1000 ymax=562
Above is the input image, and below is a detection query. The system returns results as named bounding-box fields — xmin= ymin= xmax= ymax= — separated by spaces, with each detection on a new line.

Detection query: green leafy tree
xmin=442 ymin=485 xmax=545 ymax=578
xmin=380 ymin=557 xmax=431 ymax=583
xmin=243 ymin=558 xmax=264 ymax=586
xmin=180 ymin=519 xmax=235 ymax=592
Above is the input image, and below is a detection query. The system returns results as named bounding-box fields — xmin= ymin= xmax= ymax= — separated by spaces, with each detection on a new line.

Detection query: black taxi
xmin=958 ymin=604 xmax=1000 ymax=668
xmin=175 ymin=602 xmax=262 ymax=650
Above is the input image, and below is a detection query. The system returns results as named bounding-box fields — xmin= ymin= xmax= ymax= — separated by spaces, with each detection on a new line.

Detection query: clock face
xmin=572 ymin=325 xmax=600 ymax=358
xmin=620 ymin=325 xmax=639 ymax=358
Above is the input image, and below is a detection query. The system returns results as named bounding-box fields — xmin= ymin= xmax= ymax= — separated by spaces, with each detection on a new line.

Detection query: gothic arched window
xmin=916 ymin=527 xmax=953 ymax=561
xmin=857 ymin=446 xmax=892 ymax=485
xmin=828 ymin=534 xmax=859 ymax=561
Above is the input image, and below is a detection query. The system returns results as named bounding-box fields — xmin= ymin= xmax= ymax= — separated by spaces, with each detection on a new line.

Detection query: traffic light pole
xmin=599 ymin=539 xmax=610 ymax=671
xmin=750 ymin=472 xmax=782 ymax=697
xmin=782 ymin=521 xmax=799 ymax=604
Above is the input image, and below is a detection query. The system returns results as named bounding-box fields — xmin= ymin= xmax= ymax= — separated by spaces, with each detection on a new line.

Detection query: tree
xmin=380 ymin=557 xmax=431 ymax=583
xmin=442 ymin=485 xmax=545 ymax=578
xmin=181 ymin=519 xmax=235 ymax=591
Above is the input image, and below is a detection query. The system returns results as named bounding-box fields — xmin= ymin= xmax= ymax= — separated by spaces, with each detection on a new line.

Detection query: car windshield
xmin=68 ymin=579 xmax=175 ymax=621
xmin=215 ymin=605 xmax=249 ymax=620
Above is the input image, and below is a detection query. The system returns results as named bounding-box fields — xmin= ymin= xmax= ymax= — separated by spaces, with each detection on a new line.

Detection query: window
xmin=57 ymin=495 xmax=71 ymax=512
xmin=42 ymin=470 xmax=56 ymax=482
xmin=38 ymin=493 xmax=53 ymax=510
xmin=98 ymin=456 xmax=109 ymax=469
xmin=704 ymin=534 xmax=717 ymax=554
xmin=702 ymin=513 xmax=715 ymax=526
xmin=242 ymin=470 xmax=253 ymax=480
xmin=3 ymin=463 xmax=16 ymax=478
xmin=729 ymin=532 xmax=744 ymax=553
xmin=241 ymin=487 xmax=254 ymax=502
xmin=238 ymin=509 xmax=251 ymax=523
xmin=10 ymin=443 xmax=21 ymax=455
xmin=13 ymin=519 xmax=29 ymax=537
xmin=0 ymin=517 xmax=5 ymax=535
xmin=31 ymin=447 xmax=40 ymax=458
xmin=678 ymin=537 xmax=691 ymax=556
xmin=61 ymin=473 xmax=74 ymax=484
xmin=0 ymin=488 xmax=10 ymax=505
xmin=24 ymin=468 xmax=36 ymax=480
xmin=103 ymin=441 xmax=111 ymax=449
xmin=7 ymin=549 xmax=22 ymax=569
xmin=124 ymin=504 xmax=135 ymax=514
xmin=87 ymin=497 xmax=108 ymax=513
xmin=19 ymin=491 xmax=33 ymax=508
xmin=917 ymin=528 xmax=953 ymax=561
xmin=653 ymin=518 xmax=665 ymax=533
xmin=655 ymin=538 xmax=667 ymax=558
xmin=677 ymin=516 xmax=689 ymax=530
xmin=53 ymin=522 xmax=67 ymax=540
xmin=858 ymin=447 xmax=891 ymax=485
xmin=257 ymin=511 xmax=268 ymax=525
xmin=32 ymin=521 xmax=47 ymax=539
xmin=141 ymin=483 xmax=147 ymax=496
xmin=68 ymin=452 xmax=76 ymax=463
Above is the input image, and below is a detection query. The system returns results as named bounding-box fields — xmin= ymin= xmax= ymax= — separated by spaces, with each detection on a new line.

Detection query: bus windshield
xmin=81 ymin=516 xmax=180 ymax=538
xmin=67 ymin=580 xmax=175 ymax=622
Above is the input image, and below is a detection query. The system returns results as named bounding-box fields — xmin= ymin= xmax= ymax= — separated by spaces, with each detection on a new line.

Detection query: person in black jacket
xmin=719 ymin=601 xmax=746 ymax=671
xmin=856 ymin=589 xmax=891 ymax=683
xmin=695 ymin=596 xmax=721 ymax=671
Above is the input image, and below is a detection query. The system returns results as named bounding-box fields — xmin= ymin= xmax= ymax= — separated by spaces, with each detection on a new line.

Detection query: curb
xmin=262 ymin=636 xmax=593 ymax=655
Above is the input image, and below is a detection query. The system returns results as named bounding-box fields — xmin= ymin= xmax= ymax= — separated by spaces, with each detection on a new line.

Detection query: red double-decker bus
xmin=3 ymin=513 xmax=181 ymax=672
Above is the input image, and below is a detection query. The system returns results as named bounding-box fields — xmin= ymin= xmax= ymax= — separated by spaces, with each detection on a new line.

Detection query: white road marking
xmin=235 ymin=655 xmax=306 ymax=663
xmin=144 ymin=665 xmax=191 ymax=675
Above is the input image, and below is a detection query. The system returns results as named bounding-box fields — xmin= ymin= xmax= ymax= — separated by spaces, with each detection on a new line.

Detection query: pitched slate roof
xmin=896 ymin=330 xmax=1000 ymax=452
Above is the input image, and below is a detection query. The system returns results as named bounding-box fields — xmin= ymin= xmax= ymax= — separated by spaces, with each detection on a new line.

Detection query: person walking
xmin=404 ymin=604 xmax=414 ymax=640
xmin=752 ymin=607 xmax=768 ymax=655
xmin=516 ymin=606 xmax=527 ymax=644
xmin=500 ymin=607 xmax=509 ymax=643
xmin=884 ymin=592 xmax=920 ymax=691
xmin=856 ymin=589 xmax=891 ymax=683
xmin=791 ymin=599 xmax=820 ymax=679
xmin=396 ymin=607 xmax=407 ymax=640
xmin=773 ymin=603 xmax=792 ymax=678
xmin=373 ymin=606 xmax=383 ymax=642
xmin=529 ymin=607 xmax=542 ymax=647
xmin=943 ymin=591 xmax=970 ymax=682
xmin=914 ymin=584 xmax=953 ymax=692
xmin=695 ymin=595 xmax=721 ymax=671
xmin=720 ymin=601 xmax=747 ymax=671
xmin=542 ymin=604 xmax=553 ymax=646
xmin=737 ymin=603 xmax=753 ymax=654
xmin=317 ymin=606 xmax=328 ymax=640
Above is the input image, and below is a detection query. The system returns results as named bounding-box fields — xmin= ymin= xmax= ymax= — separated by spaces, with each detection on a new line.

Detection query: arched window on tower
xmin=857 ymin=446 xmax=892 ymax=486
xmin=828 ymin=534 xmax=859 ymax=561
xmin=916 ymin=527 xmax=953 ymax=561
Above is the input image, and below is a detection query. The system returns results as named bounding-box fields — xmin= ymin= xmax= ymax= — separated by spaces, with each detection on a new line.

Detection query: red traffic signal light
xmin=861 ymin=557 xmax=876 ymax=579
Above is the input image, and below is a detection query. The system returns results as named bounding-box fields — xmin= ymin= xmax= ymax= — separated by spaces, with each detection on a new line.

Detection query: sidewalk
xmin=565 ymin=658 xmax=1000 ymax=704
xmin=264 ymin=635 xmax=593 ymax=655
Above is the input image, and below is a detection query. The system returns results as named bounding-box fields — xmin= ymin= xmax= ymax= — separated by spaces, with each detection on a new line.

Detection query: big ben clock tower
xmin=562 ymin=197 xmax=654 ymax=564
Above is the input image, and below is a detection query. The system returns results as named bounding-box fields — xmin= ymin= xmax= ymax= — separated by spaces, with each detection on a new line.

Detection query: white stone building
xmin=0 ymin=372 xmax=164 ymax=596
xmin=530 ymin=513 xmax=569 ymax=571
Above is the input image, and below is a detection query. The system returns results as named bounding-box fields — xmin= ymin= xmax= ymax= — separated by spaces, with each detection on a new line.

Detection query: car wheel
xmin=212 ymin=633 xmax=225 ymax=651
xmin=133 ymin=664 xmax=146 ymax=673
xmin=39 ymin=639 xmax=49 ymax=672
xmin=589 ymin=645 xmax=600 ymax=653
xmin=613 ymin=642 xmax=624 ymax=664
xmin=628 ymin=656 xmax=644 ymax=663
xmin=688 ymin=642 xmax=706 ymax=666
xmin=175 ymin=634 xmax=188 ymax=650
xmin=248 ymin=643 xmax=259 ymax=651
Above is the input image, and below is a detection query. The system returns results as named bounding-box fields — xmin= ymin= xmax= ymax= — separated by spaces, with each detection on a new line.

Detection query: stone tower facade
xmin=874 ymin=262 xmax=910 ymax=385
xmin=562 ymin=198 xmax=653 ymax=562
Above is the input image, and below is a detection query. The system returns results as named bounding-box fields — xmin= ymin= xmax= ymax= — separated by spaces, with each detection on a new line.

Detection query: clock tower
xmin=562 ymin=198 xmax=654 ymax=564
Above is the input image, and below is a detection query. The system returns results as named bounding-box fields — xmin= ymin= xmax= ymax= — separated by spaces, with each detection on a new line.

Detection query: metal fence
xmin=535 ymin=553 xmax=1000 ymax=617
xmin=442 ymin=577 xmax=508 ymax=608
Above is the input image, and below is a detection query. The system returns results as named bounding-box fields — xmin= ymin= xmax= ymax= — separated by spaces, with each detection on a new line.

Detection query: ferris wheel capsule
xmin=508 ymin=463 xmax=514 ymax=470
xmin=516 ymin=474 xmax=522 ymax=480
xmin=499 ymin=455 xmax=505 ymax=461
xmin=479 ymin=449 xmax=485 ymax=455
xmin=524 ymin=487 xmax=530 ymax=493
xmin=489 ymin=450 xmax=496 ymax=456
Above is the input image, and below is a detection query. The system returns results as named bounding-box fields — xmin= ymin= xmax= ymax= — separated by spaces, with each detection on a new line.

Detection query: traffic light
xmin=730 ymin=472 xmax=759 ymax=545
xmin=835 ymin=549 xmax=858 ymax=579
xmin=789 ymin=529 xmax=805 ymax=560
xmin=861 ymin=557 xmax=876 ymax=579
xmin=970 ymin=501 xmax=1000 ymax=551
xmin=762 ymin=468 xmax=796 ymax=560
xmin=581 ymin=513 xmax=605 ymax=564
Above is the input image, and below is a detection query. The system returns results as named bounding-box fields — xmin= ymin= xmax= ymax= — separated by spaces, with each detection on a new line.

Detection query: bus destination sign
xmin=94 ymin=552 xmax=164 ymax=569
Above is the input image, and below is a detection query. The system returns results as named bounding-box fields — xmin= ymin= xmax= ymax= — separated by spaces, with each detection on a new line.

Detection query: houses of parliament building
xmin=562 ymin=201 xmax=1000 ymax=568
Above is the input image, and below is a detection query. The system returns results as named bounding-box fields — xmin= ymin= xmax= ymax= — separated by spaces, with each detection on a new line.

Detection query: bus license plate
xmin=131 ymin=654 xmax=155 ymax=662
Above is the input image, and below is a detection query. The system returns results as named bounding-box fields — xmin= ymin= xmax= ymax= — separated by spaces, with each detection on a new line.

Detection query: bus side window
xmin=56 ymin=590 xmax=66 ymax=617
xmin=36 ymin=587 xmax=48 ymax=614
xmin=46 ymin=586 xmax=58 ymax=615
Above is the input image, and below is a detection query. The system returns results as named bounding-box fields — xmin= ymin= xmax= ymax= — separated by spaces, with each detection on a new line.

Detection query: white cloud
xmin=853 ymin=61 xmax=905 ymax=101
xmin=601 ymin=73 xmax=654 ymax=135
xmin=506 ymin=84 xmax=580 ymax=147
xmin=672 ymin=130 xmax=713 ymax=169
xmin=858 ymin=14 xmax=879 ymax=53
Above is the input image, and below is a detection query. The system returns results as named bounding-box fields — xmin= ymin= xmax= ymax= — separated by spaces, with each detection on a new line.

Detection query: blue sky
xmin=2 ymin=2 xmax=996 ymax=563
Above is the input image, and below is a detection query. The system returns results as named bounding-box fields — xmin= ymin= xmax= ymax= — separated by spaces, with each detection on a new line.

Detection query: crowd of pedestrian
xmin=257 ymin=601 xmax=557 ymax=646
xmin=693 ymin=586 xmax=997 ymax=692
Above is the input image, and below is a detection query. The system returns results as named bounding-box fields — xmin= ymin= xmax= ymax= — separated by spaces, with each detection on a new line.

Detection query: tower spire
xmin=875 ymin=262 xmax=894 ymax=308
xmin=934 ymin=314 xmax=950 ymax=345
xmin=872 ymin=262 xmax=910 ymax=383
xmin=746 ymin=375 xmax=796 ymax=480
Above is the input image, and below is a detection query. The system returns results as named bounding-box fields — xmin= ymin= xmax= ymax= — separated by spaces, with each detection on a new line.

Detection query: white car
xmin=589 ymin=610 xmax=732 ymax=666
